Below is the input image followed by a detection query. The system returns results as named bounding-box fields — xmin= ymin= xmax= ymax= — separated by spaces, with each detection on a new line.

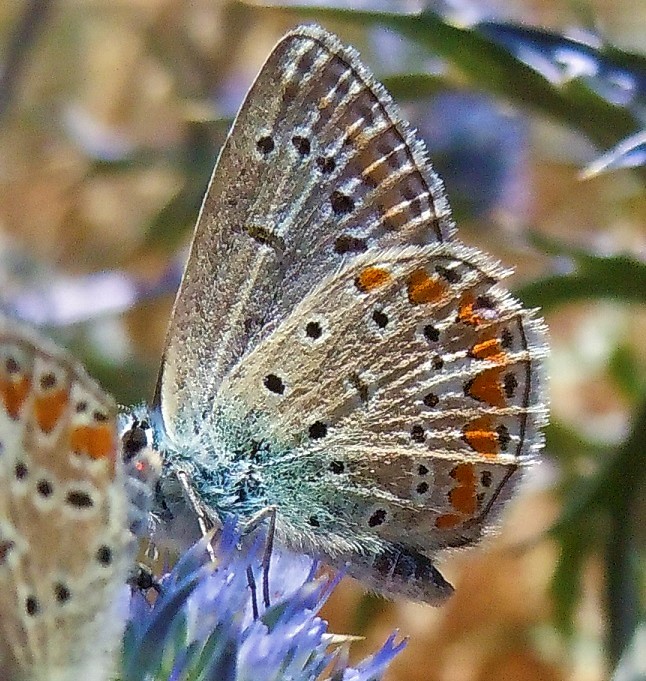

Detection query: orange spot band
xmin=470 ymin=338 xmax=505 ymax=362
xmin=70 ymin=424 xmax=116 ymax=470
xmin=35 ymin=389 xmax=68 ymax=434
xmin=356 ymin=267 xmax=391 ymax=292
xmin=435 ymin=513 xmax=461 ymax=529
xmin=463 ymin=416 xmax=499 ymax=458
xmin=457 ymin=294 xmax=483 ymax=327
xmin=466 ymin=367 xmax=506 ymax=407
xmin=407 ymin=269 xmax=445 ymax=305
xmin=0 ymin=376 xmax=30 ymax=420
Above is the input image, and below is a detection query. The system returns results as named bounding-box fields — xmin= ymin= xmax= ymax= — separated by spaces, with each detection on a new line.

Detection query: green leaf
xmin=516 ymin=234 xmax=646 ymax=310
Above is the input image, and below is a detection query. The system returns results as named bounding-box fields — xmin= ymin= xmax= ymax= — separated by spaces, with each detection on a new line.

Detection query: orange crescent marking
xmin=70 ymin=424 xmax=117 ymax=472
xmin=0 ymin=376 xmax=31 ymax=420
xmin=466 ymin=367 xmax=506 ymax=407
xmin=355 ymin=267 xmax=391 ymax=292
xmin=470 ymin=338 xmax=505 ymax=362
xmin=435 ymin=513 xmax=462 ymax=529
xmin=407 ymin=269 xmax=446 ymax=305
xmin=437 ymin=462 xmax=479 ymax=525
xmin=457 ymin=294 xmax=485 ymax=327
xmin=463 ymin=415 xmax=499 ymax=458
xmin=449 ymin=483 xmax=477 ymax=515
xmin=35 ymin=389 xmax=68 ymax=434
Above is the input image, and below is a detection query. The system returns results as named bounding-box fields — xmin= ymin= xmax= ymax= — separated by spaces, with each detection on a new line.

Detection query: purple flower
xmin=121 ymin=521 xmax=405 ymax=681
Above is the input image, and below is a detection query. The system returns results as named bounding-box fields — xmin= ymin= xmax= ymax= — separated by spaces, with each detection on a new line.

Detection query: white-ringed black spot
xmin=40 ymin=372 xmax=56 ymax=390
xmin=0 ymin=540 xmax=15 ymax=565
xmin=418 ymin=464 xmax=429 ymax=476
xmin=334 ymin=234 xmax=367 ymax=254
xmin=481 ymin=470 xmax=493 ymax=487
xmin=435 ymin=264 xmax=461 ymax=283
xmin=75 ymin=400 xmax=88 ymax=413
xmin=54 ymin=583 xmax=71 ymax=603
xmin=66 ymin=490 xmax=94 ymax=509
xmin=96 ymin=545 xmax=113 ymax=566
xmin=416 ymin=481 xmax=429 ymax=494
xmin=504 ymin=372 xmax=518 ymax=398
xmin=292 ymin=135 xmax=311 ymax=155
xmin=423 ymin=325 xmax=440 ymax=342
xmin=15 ymin=462 xmax=28 ymax=480
xmin=329 ymin=460 xmax=344 ymax=474
xmin=256 ymin=136 xmax=274 ymax=155
xmin=308 ymin=421 xmax=327 ymax=439
xmin=411 ymin=425 xmax=425 ymax=443
xmin=431 ymin=355 xmax=444 ymax=371
xmin=93 ymin=411 xmax=108 ymax=423
xmin=368 ymin=509 xmax=386 ymax=527
xmin=316 ymin=156 xmax=336 ymax=173
xmin=330 ymin=190 xmax=354 ymax=215
xmin=372 ymin=310 xmax=389 ymax=329
xmin=423 ymin=392 xmax=439 ymax=407
xmin=25 ymin=596 xmax=39 ymax=616
xmin=305 ymin=321 xmax=322 ymax=339
xmin=36 ymin=479 xmax=53 ymax=497
xmin=497 ymin=424 xmax=511 ymax=451
xmin=308 ymin=515 xmax=320 ymax=527
xmin=5 ymin=356 xmax=20 ymax=374
xmin=263 ymin=374 xmax=285 ymax=395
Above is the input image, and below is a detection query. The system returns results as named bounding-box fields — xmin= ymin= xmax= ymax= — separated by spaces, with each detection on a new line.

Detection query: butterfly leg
xmin=176 ymin=469 xmax=220 ymax=561
xmin=240 ymin=505 xmax=278 ymax=609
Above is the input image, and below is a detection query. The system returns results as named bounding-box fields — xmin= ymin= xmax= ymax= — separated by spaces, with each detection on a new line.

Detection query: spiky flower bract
xmin=120 ymin=521 xmax=405 ymax=681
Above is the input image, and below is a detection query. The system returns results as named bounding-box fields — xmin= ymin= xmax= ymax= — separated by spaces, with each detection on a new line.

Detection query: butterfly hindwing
xmin=214 ymin=242 xmax=547 ymax=583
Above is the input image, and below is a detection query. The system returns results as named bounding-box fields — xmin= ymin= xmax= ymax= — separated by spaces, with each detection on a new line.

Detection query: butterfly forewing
xmin=0 ymin=317 xmax=136 ymax=681
xmin=156 ymin=25 xmax=455 ymax=443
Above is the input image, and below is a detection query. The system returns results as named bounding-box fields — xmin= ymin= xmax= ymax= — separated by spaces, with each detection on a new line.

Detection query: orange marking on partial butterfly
xmin=0 ymin=375 xmax=30 ymax=420
xmin=356 ymin=267 xmax=391 ymax=292
xmin=463 ymin=415 xmax=499 ymax=458
xmin=407 ymin=269 xmax=446 ymax=305
xmin=465 ymin=367 xmax=506 ymax=407
xmin=35 ymin=389 xmax=68 ymax=433
xmin=70 ymin=424 xmax=116 ymax=470
xmin=469 ymin=338 xmax=506 ymax=362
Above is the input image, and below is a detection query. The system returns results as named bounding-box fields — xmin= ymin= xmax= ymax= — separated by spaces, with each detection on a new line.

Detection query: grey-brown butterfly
xmin=123 ymin=24 xmax=548 ymax=605
xmin=0 ymin=314 xmax=154 ymax=681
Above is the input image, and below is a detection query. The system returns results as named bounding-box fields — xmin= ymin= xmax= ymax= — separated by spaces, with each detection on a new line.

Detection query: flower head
xmin=121 ymin=521 xmax=405 ymax=681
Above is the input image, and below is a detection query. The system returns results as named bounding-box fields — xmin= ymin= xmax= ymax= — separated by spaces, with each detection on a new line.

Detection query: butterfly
xmin=0 ymin=315 xmax=154 ymax=681
xmin=122 ymin=24 xmax=548 ymax=605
